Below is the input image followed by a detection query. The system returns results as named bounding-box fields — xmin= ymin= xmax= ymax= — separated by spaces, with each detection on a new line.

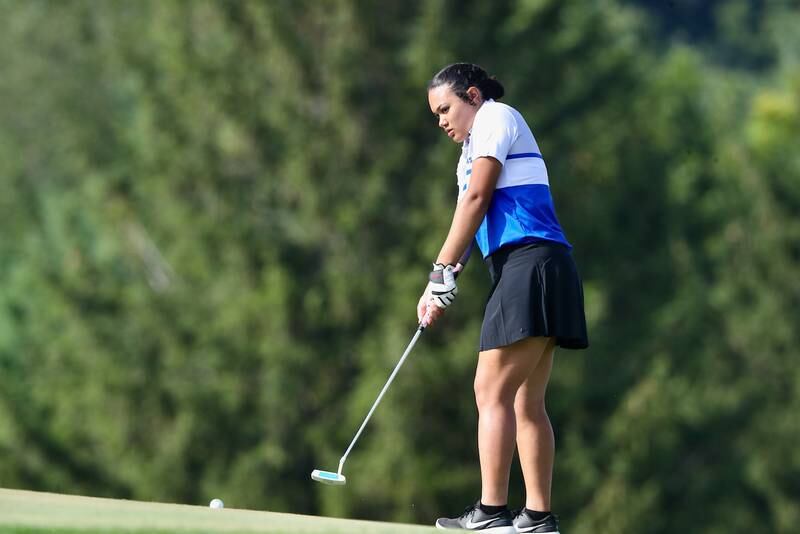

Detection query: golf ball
xmin=209 ymin=498 xmax=224 ymax=509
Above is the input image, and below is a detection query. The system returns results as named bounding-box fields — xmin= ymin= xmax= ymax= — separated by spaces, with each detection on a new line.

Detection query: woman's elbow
xmin=464 ymin=191 xmax=492 ymax=212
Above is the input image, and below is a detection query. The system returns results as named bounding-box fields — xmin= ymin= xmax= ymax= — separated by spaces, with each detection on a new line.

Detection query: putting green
xmin=0 ymin=488 xmax=438 ymax=533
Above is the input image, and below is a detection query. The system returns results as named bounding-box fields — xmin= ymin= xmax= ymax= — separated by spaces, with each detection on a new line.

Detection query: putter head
xmin=311 ymin=469 xmax=346 ymax=485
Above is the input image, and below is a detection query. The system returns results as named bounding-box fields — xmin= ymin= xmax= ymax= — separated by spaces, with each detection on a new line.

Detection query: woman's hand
xmin=417 ymin=286 xmax=445 ymax=327
xmin=417 ymin=263 xmax=461 ymax=327
xmin=417 ymin=286 xmax=443 ymax=327
xmin=429 ymin=263 xmax=458 ymax=308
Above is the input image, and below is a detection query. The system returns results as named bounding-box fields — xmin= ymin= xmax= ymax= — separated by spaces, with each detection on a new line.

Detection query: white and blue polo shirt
xmin=457 ymin=99 xmax=571 ymax=258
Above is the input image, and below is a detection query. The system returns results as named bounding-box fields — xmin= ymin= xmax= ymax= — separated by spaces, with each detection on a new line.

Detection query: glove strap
xmin=429 ymin=263 xmax=456 ymax=284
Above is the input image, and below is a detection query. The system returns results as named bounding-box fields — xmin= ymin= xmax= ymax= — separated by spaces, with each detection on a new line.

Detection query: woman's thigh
xmin=475 ymin=336 xmax=553 ymax=403
xmin=514 ymin=338 xmax=556 ymax=412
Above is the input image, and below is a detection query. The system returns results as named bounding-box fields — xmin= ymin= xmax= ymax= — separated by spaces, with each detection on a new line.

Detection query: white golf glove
xmin=428 ymin=263 xmax=458 ymax=309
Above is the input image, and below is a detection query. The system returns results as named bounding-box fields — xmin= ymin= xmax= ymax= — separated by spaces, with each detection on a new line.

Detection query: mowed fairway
xmin=0 ymin=488 xmax=438 ymax=534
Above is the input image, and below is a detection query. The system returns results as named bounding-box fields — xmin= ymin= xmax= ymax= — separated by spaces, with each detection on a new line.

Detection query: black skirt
xmin=480 ymin=241 xmax=589 ymax=351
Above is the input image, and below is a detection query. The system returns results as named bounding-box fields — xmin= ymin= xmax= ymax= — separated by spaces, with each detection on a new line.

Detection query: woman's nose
xmin=438 ymin=116 xmax=448 ymax=128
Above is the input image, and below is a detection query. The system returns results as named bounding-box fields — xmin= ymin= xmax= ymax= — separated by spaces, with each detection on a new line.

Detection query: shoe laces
xmin=458 ymin=503 xmax=478 ymax=520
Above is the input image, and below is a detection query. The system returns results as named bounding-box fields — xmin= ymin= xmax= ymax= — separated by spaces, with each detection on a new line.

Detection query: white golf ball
xmin=209 ymin=498 xmax=224 ymax=509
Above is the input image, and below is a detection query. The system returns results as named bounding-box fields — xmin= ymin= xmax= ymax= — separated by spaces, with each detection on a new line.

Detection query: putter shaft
xmin=337 ymin=325 xmax=425 ymax=475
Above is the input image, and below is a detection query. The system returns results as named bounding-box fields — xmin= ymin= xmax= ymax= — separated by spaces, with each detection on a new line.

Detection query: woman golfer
xmin=420 ymin=63 xmax=588 ymax=533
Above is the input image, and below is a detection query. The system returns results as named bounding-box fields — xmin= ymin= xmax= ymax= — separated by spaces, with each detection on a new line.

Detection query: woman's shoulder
xmin=478 ymin=99 xmax=517 ymax=117
xmin=475 ymin=100 xmax=523 ymax=130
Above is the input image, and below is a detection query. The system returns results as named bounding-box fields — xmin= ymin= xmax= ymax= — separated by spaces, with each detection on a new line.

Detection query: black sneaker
xmin=511 ymin=509 xmax=560 ymax=533
xmin=435 ymin=501 xmax=516 ymax=532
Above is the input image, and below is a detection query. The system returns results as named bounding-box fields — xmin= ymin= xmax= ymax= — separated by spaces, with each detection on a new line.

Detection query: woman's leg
xmin=474 ymin=336 xmax=554 ymax=506
xmin=514 ymin=337 xmax=557 ymax=511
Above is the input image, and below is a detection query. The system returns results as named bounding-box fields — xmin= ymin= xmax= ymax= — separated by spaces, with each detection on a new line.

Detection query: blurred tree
xmin=0 ymin=1 xmax=798 ymax=533
xmin=622 ymin=0 xmax=781 ymax=70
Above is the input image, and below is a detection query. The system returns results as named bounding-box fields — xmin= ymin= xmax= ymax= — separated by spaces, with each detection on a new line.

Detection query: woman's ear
xmin=467 ymin=86 xmax=481 ymax=106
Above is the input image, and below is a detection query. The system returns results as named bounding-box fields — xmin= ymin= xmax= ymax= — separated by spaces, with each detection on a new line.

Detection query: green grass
xmin=0 ymin=488 xmax=438 ymax=534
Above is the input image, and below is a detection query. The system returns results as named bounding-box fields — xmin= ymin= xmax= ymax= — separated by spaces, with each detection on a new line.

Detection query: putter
xmin=311 ymin=323 xmax=426 ymax=486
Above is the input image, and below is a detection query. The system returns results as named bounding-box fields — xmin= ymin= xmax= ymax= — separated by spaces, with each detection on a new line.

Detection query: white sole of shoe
xmin=435 ymin=524 xmax=516 ymax=533
xmin=480 ymin=527 xmax=517 ymax=534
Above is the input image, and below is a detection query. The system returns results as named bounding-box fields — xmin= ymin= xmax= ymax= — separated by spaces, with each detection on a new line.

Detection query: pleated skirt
xmin=480 ymin=241 xmax=589 ymax=351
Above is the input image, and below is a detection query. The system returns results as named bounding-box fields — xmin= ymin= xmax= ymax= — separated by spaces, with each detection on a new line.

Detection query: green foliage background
xmin=1 ymin=1 xmax=798 ymax=532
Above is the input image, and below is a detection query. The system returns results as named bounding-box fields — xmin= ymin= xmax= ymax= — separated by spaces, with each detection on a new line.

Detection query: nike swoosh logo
xmin=465 ymin=517 xmax=498 ymax=529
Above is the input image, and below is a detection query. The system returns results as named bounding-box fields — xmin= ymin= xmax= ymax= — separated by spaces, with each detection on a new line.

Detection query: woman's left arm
xmin=436 ymin=156 xmax=502 ymax=265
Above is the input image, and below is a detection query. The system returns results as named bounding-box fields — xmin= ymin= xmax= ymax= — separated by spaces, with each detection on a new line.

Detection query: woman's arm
xmin=436 ymin=156 xmax=502 ymax=265
xmin=418 ymin=156 xmax=502 ymax=326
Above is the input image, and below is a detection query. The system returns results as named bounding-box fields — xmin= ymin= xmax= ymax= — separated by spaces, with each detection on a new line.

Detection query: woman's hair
xmin=428 ymin=63 xmax=505 ymax=102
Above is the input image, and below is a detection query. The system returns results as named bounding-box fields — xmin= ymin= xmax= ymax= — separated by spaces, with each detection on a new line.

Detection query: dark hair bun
xmin=429 ymin=63 xmax=505 ymax=102
xmin=480 ymin=77 xmax=505 ymax=100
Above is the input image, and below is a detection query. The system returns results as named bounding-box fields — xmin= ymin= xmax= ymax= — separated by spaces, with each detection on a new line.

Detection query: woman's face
xmin=428 ymin=84 xmax=482 ymax=143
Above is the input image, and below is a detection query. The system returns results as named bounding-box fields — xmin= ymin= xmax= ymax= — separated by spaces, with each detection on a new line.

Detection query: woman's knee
xmin=514 ymin=392 xmax=547 ymax=422
xmin=474 ymin=374 xmax=516 ymax=411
